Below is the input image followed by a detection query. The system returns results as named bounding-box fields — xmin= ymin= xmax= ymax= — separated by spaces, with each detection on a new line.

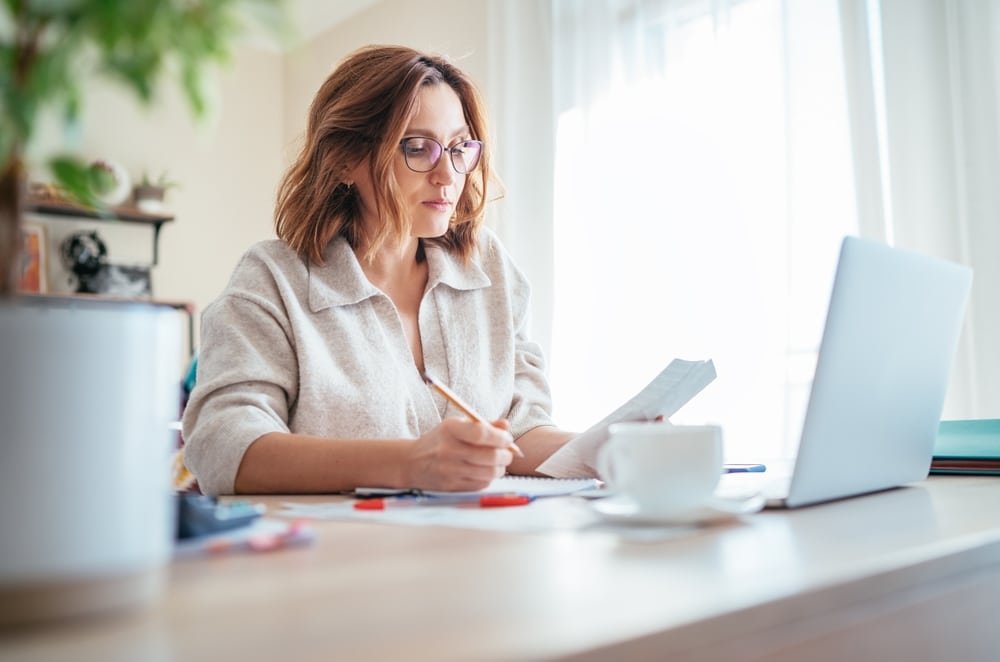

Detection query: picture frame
xmin=18 ymin=222 xmax=47 ymax=293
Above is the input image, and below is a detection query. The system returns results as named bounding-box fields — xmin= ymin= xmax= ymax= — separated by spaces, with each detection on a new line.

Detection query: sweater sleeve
xmin=181 ymin=261 xmax=299 ymax=495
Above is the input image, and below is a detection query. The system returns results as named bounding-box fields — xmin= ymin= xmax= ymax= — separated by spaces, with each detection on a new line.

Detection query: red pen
xmin=354 ymin=494 xmax=533 ymax=510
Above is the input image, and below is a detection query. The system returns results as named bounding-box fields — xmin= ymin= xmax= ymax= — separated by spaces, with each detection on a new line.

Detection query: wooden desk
xmin=2 ymin=477 xmax=999 ymax=661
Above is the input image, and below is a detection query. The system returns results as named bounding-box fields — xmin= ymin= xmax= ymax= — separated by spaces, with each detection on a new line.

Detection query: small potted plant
xmin=133 ymin=171 xmax=178 ymax=214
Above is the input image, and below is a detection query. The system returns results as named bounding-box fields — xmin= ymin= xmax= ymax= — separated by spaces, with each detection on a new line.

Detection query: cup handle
xmin=596 ymin=441 xmax=616 ymax=484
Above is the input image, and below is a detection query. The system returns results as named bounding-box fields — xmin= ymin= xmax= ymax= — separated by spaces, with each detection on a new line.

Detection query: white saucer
xmin=591 ymin=492 xmax=765 ymax=526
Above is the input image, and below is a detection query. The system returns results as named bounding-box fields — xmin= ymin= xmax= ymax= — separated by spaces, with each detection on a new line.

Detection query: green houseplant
xmin=0 ymin=0 xmax=287 ymax=294
xmin=134 ymin=171 xmax=180 ymax=213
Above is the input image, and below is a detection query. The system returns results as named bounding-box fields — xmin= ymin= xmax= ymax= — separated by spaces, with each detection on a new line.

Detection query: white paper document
xmin=536 ymin=358 xmax=716 ymax=478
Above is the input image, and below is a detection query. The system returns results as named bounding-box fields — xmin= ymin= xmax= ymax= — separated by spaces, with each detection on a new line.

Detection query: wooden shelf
xmin=26 ymin=197 xmax=175 ymax=265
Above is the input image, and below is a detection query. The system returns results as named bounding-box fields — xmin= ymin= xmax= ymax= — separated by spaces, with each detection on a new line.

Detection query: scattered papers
xmin=537 ymin=358 xmax=716 ymax=478
xmin=276 ymin=495 xmax=746 ymax=540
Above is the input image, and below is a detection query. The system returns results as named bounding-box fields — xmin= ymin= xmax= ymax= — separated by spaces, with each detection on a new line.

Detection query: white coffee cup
xmin=0 ymin=298 xmax=182 ymax=626
xmin=597 ymin=423 xmax=723 ymax=516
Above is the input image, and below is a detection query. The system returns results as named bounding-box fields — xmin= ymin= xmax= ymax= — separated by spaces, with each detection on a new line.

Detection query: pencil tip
xmin=420 ymin=371 xmax=432 ymax=385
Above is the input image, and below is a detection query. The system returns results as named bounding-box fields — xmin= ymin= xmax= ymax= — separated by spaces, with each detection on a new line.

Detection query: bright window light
xmin=550 ymin=0 xmax=858 ymax=461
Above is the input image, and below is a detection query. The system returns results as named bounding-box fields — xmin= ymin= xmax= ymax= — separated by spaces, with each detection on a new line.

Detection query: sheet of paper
xmin=536 ymin=358 xmax=716 ymax=478
xmin=277 ymin=498 xmax=710 ymax=540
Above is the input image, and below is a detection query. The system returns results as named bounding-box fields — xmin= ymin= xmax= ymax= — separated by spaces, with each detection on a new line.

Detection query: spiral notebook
xmin=355 ymin=476 xmax=601 ymax=499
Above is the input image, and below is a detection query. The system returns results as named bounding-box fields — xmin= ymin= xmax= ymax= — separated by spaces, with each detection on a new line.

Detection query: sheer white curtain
xmin=840 ymin=0 xmax=1000 ymax=417
xmin=548 ymin=0 xmax=858 ymax=460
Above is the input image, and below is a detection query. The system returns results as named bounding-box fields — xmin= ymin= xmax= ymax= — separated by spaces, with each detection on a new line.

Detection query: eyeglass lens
xmin=400 ymin=137 xmax=482 ymax=173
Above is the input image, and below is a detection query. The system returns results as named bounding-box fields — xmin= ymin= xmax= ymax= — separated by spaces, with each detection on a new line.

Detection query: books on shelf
xmin=931 ymin=419 xmax=1000 ymax=476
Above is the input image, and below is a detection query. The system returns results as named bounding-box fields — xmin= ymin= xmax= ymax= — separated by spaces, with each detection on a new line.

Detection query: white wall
xmin=281 ymin=0 xmax=489 ymax=156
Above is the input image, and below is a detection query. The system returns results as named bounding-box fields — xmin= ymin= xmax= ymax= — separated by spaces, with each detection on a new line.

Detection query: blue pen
xmin=724 ymin=464 xmax=767 ymax=473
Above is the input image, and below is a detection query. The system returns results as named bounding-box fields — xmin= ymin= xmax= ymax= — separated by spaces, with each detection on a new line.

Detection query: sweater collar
xmin=307 ymin=236 xmax=491 ymax=312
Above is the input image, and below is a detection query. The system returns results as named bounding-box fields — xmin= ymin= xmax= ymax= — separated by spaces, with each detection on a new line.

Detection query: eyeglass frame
xmin=397 ymin=136 xmax=484 ymax=174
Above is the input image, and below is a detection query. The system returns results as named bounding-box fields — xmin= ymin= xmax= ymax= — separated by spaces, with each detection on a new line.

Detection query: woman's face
xmin=353 ymin=83 xmax=472 ymax=242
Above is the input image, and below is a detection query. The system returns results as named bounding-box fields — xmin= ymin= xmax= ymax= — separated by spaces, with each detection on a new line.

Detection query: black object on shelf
xmin=60 ymin=230 xmax=108 ymax=293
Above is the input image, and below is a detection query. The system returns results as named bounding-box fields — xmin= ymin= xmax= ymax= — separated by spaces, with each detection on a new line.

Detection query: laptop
xmin=756 ymin=236 xmax=972 ymax=508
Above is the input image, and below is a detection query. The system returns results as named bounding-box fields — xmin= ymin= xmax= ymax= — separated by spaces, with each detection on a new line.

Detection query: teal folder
xmin=930 ymin=419 xmax=1000 ymax=476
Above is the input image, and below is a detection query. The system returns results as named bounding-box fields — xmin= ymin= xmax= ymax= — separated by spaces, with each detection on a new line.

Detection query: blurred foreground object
xmin=0 ymin=0 xmax=289 ymax=627
xmin=0 ymin=297 xmax=183 ymax=626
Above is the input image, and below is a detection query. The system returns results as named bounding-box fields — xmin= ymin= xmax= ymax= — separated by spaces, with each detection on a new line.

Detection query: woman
xmin=182 ymin=45 xmax=575 ymax=495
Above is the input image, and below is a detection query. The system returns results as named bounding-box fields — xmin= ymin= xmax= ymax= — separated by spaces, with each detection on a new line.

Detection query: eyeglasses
xmin=398 ymin=137 xmax=483 ymax=174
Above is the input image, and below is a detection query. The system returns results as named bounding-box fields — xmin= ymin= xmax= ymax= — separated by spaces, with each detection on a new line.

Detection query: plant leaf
xmin=7 ymin=0 xmax=290 ymax=175
xmin=49 ymin=155 xmax=106 ymax=211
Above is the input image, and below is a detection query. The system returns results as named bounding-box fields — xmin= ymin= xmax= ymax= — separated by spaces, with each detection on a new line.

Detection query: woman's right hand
xmin=403 ymin=417 xmax=515 ymax=492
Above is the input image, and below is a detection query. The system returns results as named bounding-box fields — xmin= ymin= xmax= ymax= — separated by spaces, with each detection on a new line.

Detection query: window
xmin=550 ymin=0 xmax=858 ymax=460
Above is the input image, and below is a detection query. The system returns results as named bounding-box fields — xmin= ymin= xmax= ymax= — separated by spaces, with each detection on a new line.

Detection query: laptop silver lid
xmin=781 ymin=236 xmax=972 ymax=508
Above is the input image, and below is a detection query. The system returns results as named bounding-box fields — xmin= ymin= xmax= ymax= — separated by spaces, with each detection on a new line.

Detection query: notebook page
xmin=355 ymin=476 xmax=601 ymax=498
xmin=424 ymin=476 xmax=601 ymax=497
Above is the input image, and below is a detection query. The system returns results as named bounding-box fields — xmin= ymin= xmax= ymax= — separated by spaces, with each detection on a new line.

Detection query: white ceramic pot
xmin=0 ymin=296 xmax=181 ymax=626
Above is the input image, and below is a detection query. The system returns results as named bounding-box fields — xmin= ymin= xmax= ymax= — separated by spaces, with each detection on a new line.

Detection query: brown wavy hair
xmin=275 ymin=45 xmax=496 ymax=264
